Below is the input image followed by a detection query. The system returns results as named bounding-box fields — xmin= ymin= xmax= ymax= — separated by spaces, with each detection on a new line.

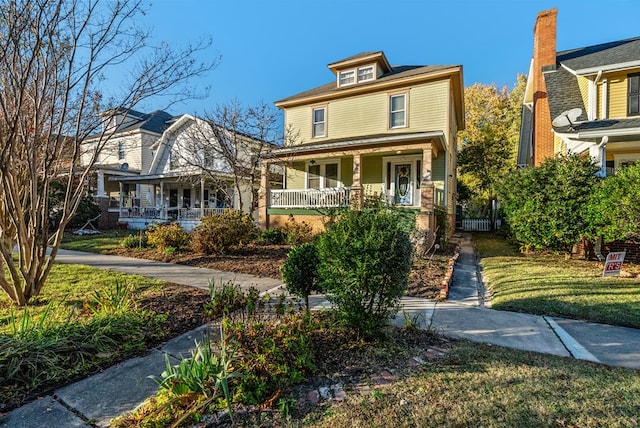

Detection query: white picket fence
xmin=461 ymin=218 xmax=502 ymax=231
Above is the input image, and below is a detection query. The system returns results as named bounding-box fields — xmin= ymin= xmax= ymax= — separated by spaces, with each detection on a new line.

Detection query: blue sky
xmin=135 ymin=0 xmax=640 ymax=115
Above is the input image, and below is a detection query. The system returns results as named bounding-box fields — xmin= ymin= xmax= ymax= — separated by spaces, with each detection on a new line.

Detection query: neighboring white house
xmin=83 ymin=109 xmax=274 ymax=231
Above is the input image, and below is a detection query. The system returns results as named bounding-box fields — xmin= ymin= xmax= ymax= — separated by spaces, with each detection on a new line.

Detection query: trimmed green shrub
xmin=316 ymin=208 xmax=413 ymax=337
xmin=585 ymin=162 xmax=640 ymax=242
xmin=191 ymin=211 xmax=258 ymax=255
xmin=281 ymin=242 xmax=320 ymax=312
xmin=146 ymin=223 xmax=190 ymax=252
xmin=497 ymin=154 xmax=599 ymax=254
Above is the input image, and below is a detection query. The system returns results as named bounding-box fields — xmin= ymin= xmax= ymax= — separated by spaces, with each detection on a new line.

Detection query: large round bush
xmin=316 ymin=208 xmax=413 ymax=337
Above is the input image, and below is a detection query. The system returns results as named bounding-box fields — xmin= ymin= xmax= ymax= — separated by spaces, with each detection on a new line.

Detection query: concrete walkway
xmin=2 ymin=243 xmax=640 ymax=427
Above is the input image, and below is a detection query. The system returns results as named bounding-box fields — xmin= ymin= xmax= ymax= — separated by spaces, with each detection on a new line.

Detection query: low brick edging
xmin=439 ymin=243 xmax=461 ymax=299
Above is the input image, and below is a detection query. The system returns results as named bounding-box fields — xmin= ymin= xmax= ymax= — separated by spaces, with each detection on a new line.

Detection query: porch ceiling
xmin=268 ymin=131 xmax=445 ymax=162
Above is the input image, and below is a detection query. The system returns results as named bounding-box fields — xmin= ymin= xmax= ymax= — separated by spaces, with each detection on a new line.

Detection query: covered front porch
xmin=259 ymin=132 xmax=452 ymax=235
xmin=111 ymin=173 xmax=235 ymax=231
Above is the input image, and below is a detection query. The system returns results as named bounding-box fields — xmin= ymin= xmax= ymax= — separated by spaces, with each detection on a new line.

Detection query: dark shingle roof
xmin=558 ymin=37 xmax=640 ymax=72
xmin=553 ymin=117 xmax=640 ymax=135
xmin=119 ymin=110 xmax=174 ymax=134
xmin=276 ymin=64 xmax=459 ymax=105
xmin=544 ymin=67 xmax=587 ymax=127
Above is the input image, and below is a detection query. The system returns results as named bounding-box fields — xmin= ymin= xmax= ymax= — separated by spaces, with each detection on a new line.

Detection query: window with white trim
xmin=389 ymin=94 xmax=406 ymax=128
xmin=339 ymin=70 xmax=355 ymax=86
xmin=306 ymin=161 xmax=340 ymax=189
xmin=118 ymin=140 xmax=126 ymax=160
xmin=358 ymin=65 xmax=374 ymax=82
xmin=312 ymin=107 xmax=326 ymax=138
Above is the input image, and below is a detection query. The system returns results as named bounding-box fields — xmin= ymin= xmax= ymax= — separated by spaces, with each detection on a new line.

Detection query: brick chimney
xmin=532 ymin=8 xmax=557 ymax=166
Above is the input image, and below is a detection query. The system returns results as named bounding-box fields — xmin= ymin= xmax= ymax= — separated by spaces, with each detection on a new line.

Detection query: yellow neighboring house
xmin=259 ymin=51 xmax=464 ymax=239
xmin=519 ymin=8 xmax=640 ymax=175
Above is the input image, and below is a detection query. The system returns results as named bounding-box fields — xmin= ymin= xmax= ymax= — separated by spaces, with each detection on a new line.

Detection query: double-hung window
xmin=358 ymin=65 xmax=374 ymax=82
xmin=118 ymin=140 xmax=126 ymax=160
xmin=312 ymin=107 xmax=326 ymax=138
xmin=628 ymin=73 xmax=640 ymax=116
xmin=389 ymin=94 xmax=407 ymax=128
xmin=339 ymin=70 xmax=355 ymax=86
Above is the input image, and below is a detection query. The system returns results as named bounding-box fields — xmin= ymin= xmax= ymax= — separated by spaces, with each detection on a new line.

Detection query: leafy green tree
xmin=497 ymin=154 xmax=599 ymax=255
xmin=458 ymin=76 xmax=526 ymax=217
xmin=315 ymin=208 xmax=412 ymax=337
xmin=585 ymin=162 xmax=640 ymax=242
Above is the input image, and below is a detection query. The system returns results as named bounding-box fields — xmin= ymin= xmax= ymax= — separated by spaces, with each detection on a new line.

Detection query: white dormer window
xmin=339 ymin=70 xmax=355 ymax=86
xmin=358 ymin=65 xmax=374 ymax=82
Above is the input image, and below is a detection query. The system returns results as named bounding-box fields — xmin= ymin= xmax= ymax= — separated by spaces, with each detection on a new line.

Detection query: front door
xmin=394 ymin=163 xmax=413 ymax=205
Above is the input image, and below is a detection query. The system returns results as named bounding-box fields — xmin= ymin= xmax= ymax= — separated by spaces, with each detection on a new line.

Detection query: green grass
xmin=474 ymin=233 xmax=640 ymax=328
xmin=59 ymin=230 xmax=131 ymax=253
xmin=303 ymin=341 xmax=640 ymax=428
xmin=0 ymin=263 xmax=173 ymax=408
xmin=0 ymin=263 xmax=165 ymax=334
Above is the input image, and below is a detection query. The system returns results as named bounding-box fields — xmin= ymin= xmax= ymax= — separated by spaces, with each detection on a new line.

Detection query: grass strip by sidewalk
xmin=303 ymin=340 xmax=640 ymax=428
xmin=474 ymin=233 xmax=640 ymax=329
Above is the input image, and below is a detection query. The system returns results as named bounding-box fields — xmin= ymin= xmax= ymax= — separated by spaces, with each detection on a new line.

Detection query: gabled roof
xmin=557 ymin=37 xmax=640 ymax=75
xmin=327 ymin=51 xmax=392 ymax=75
xmin=275 ymin=64 xmax=461 ymax=105
xmin=118 ymin=110 xmax=175 ymax=135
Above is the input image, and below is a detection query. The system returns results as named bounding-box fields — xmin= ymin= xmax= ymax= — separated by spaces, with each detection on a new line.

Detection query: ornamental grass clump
xmin=316 ymin=207 xmax=413 ymax=338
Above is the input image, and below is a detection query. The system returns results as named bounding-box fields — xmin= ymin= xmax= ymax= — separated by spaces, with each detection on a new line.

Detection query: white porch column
xmin=200 ymin=178 xmax=205 ymax=218
xmin=160 ymin=181 xmax=164 ymax=219
xmin=118 ymin=182 xmax=123 ymax=217
xmin=259 ymin=161 xmax=270 ymax=229
xmin=97 ymin=170 xmax=106 ymax=197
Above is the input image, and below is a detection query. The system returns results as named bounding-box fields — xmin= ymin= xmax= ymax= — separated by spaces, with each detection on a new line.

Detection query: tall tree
xmin=0 ymin=0 xmax=216 ymax=305
xmin=457 ymin=76 xmax=526 ymax=216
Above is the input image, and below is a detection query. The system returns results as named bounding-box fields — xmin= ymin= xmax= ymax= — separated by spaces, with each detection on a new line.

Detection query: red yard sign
xmin=603 ymin=251 xmax=626 ymax=277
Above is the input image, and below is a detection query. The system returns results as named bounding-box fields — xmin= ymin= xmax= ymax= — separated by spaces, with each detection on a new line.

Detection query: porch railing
xmin=119 ymin=206 xmax=229 ymax=221
xmin=270 ymin=187 xmax=351 ymax=209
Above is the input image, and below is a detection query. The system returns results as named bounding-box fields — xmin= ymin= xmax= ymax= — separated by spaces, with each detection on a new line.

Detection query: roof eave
xmin=275 ymin=66 xmax=463 ymax=109
xmin=573 ymin=59 xmax=640 ymax=76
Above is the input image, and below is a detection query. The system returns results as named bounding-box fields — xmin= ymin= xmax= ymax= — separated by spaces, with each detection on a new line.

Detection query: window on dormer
xmin=339 ymin=70 xmax=355 ymax=86
xmin=358 ymin=65 xmax=374 ymax=82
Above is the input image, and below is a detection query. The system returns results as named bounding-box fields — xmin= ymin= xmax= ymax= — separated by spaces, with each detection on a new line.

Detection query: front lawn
xmin=475 ymin=233 xmax=640 ymax=328
xmin=0 ymin=263 xmax=209 ymax=410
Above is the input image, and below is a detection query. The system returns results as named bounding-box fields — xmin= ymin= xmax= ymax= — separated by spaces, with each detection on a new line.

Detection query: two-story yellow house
xmin=259 ymin=51 xmax=464 ymax=238
xmin=519 ymin=8 xmax=640 ymax=175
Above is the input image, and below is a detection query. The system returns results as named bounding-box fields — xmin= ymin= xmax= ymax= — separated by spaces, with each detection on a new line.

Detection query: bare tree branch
xmin=0 ymin=0 xmax=218 ymax=305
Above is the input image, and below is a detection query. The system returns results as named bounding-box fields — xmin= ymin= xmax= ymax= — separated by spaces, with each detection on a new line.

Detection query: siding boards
xmin=607 ymin=72 xmax=628 ymax=119
xmin=283 ymin=79 xmax=451 ymax=143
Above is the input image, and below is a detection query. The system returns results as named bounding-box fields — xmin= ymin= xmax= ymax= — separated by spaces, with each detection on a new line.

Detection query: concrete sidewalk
xmin=3 ymin=245 xmax=640 ymax=427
